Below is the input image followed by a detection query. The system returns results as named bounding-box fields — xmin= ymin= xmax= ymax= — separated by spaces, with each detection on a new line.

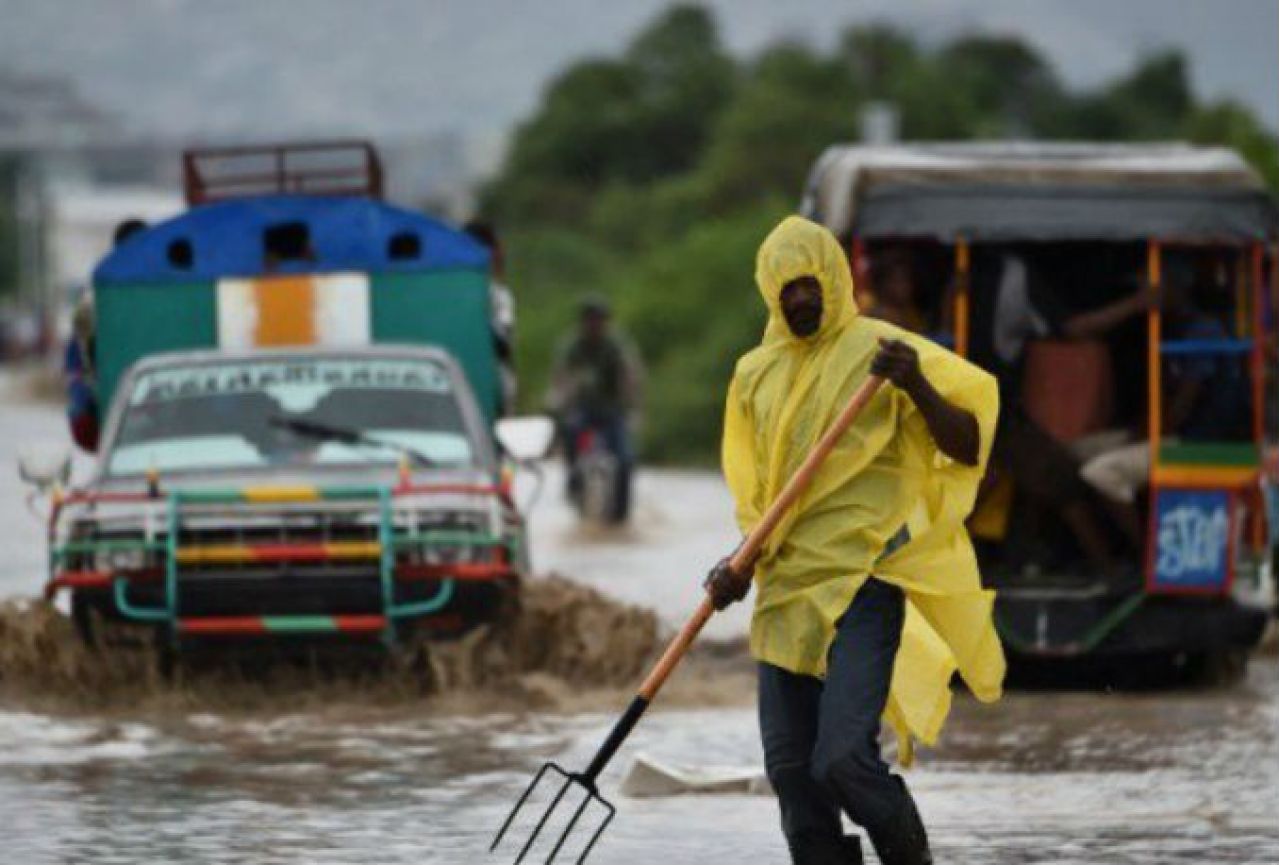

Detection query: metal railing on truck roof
xmin=182 ymin=140 xmax=384 ymax=205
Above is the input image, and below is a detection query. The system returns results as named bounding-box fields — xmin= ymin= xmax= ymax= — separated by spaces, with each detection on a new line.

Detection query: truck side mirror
xmin=17 ymin=448 xmax=72 ymax=491
xmin=495 ymin=416 xmax=555 ymax=463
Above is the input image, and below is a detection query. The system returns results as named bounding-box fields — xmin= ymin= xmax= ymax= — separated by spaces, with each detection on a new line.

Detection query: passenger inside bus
xmin=864 ymin=247 xmax=928 ymax=333
xmin=1080 ymin=251 xmax=1252 ymax=545
xmin=859 ymin=241 xmax=1255 ymax=581
xmin=965 ymin=247 xmax=1151 ymax=579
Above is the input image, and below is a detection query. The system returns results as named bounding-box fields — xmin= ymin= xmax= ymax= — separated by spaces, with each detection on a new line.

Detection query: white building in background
xmin=42 ymin=181 xmax=182 ymax=341
xmin=46 ymin=182 xmax=181 ymax=293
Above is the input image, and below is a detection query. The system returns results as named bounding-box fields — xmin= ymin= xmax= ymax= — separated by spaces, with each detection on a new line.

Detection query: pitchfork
xmin=491 ymin=375 xmax=885 ymax=864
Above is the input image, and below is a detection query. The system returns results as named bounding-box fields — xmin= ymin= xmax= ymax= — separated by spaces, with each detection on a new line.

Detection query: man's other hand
xmin=703 ymin=557 xmax=752 ymax=611
xmin=871 ymin=338 xmax=924 ymax=393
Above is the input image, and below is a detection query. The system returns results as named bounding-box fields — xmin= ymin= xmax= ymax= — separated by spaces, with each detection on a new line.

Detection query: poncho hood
xmin=755 ymin=215 xmax=858 ymax=346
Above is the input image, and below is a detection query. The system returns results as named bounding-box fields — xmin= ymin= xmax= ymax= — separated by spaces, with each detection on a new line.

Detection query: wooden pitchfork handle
xmin=577 ymin=375 xmax=885 ymax=786
xmin=638 ymin=373 xmax=884 ymax=701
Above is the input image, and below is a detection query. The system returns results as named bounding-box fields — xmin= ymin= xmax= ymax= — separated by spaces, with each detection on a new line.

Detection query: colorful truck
xmin=802 ymin=142 xmax=1277 ymax=678
xmin=29 ymin=142 xmax=547 ymax=659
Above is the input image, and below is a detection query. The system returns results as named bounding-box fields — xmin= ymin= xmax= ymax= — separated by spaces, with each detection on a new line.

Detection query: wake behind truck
xmin=24 ymin=142 xmax=550 ymax=659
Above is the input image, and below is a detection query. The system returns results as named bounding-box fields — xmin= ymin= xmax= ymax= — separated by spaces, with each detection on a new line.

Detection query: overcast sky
xmin=1 ymin=0 xmax=1275 ymax=142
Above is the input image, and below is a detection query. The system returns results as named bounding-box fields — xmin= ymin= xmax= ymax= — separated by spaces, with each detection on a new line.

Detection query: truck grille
xmin=86 ymin=503 xmax=495 ymax=617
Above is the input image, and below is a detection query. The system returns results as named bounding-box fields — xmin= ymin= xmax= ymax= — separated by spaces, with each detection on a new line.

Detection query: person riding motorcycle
xmin=546 ymin=295 xmax=643 ymax=522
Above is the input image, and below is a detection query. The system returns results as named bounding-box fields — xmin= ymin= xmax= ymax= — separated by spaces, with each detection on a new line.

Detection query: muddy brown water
xmin=2 ymin=377 xmax=1277 ymax=863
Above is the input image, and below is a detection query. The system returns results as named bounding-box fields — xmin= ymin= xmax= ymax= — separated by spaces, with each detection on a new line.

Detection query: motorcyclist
xmin=546 ymin=295 xmax=643 ymax=521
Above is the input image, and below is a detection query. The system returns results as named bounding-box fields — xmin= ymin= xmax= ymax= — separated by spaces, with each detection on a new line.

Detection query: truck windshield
xmin=106 ymin=356 xmax=474 ymax=475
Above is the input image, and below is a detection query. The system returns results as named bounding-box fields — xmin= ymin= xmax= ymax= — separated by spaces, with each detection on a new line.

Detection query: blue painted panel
xmin=1159 ymin=339 xmax=1253 ymax=356
xmin=94 ymin=196 xmax=488 ymax=283
xmin=1152 ymin=489 xmax=1231 ymax=591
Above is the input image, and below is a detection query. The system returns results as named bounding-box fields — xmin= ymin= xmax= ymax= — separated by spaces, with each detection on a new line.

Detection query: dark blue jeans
xmin=759 ymin=578 xmax=916 ymax=863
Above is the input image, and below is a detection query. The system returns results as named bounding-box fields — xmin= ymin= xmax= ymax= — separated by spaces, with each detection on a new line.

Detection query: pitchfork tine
xmin=575 ymin=801 xmax=615 ymax=865
xmin=513 ymin=774 xmax=574 ymax=864
xmin=491 ymin=763 xmax=552 ymax=852
xmin=544 ymin=788 xmax=594 ymax=864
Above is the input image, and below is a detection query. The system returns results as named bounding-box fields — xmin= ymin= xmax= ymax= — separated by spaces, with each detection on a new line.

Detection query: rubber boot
xmin=818 ymin=756 xmax=931 ymax=865
xmin=771 ymin=763 xmax=863 ymax=865
xmin=864 ymin=778 xmax=932 ymax=865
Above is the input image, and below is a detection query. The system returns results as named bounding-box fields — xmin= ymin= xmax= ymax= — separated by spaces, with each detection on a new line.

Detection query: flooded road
xmin=2 ymin=377 xmax=1277 ymax=863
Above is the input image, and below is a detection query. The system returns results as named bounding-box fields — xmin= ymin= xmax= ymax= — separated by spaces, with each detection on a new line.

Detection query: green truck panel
xmin=94 ymin=268 xmax=498 ymax=421
xmin=96 ymin=281 xmax=217 ymax=410
xmin=370 ymin=270 xmax=498 ymax=421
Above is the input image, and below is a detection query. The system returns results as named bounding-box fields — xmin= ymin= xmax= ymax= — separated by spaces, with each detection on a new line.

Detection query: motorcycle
xmin=566 ymin=421 xmax=630 ymax=525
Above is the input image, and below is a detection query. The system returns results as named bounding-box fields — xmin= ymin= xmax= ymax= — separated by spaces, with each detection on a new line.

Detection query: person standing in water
xmin=706 ymin=217 xmax=1004 ymax=864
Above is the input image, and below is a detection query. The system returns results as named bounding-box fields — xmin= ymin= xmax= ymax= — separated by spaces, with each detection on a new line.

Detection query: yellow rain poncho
xmin=722 ymin=216 xmax=1005 ymax=764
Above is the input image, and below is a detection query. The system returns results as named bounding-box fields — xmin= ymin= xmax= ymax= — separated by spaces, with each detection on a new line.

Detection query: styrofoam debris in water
xmin=620 ymin=753 xmax=771 ymax=798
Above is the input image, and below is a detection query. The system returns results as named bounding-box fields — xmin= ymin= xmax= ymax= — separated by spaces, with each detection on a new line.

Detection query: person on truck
xmin=864 ymin=248 xmax=927 ymax=333
xmin=705 ymin=216 xmax=1003 ymax=865
xmin=967 ymin=250 xmax=1149 ymax=576
xmin=463 ymin=220 xmax=517 ymax=415
xmin=546 ymin=295 xmax=643 ymax=521
xmin=1080 ymin=258 xmax=1251 ymax=543
xmin=64 ymin=218 xmax=147 ymax=452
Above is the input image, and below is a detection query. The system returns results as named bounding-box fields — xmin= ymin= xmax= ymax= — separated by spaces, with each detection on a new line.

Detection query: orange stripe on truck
xmin=253 ymin=276 xmax=316 ymax=345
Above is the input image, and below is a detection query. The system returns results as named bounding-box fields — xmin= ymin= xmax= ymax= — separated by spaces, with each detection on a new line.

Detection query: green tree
xmin=624 ymin=4 xmax=736 ymax=178
xmin=840 ymin=24 xmax=920 ymax=100
xmin=613 ymin=201 xmax=787 ymax=461
xmin=486 ymin=59 xmax=642 ymax=223
xmin=939 ymin=36 xmax=1066 ymax=137
xmin=1065 ymin=50 xmax=1193 ymax=139
xmin=699 ymin=45 xmax=861 ymax=209
xmin=484 ymin=4 xmax=733 ymax=225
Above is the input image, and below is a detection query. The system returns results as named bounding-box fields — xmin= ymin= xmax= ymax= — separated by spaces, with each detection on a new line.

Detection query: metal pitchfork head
xmin=490 ymin=761 xmax=616 ymax=864
xmin=491 ymin=695 xmax=646 ymax=864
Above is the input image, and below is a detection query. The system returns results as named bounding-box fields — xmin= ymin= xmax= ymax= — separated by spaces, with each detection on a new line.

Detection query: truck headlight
xmin=95 ymin=547 xmax=148 ymax=572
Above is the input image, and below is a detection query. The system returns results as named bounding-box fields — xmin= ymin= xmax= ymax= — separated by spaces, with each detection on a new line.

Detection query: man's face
xmin=581 ymin=310 xmax=608 ymax=341
xmin=780 ymin=276 xmax=823 ymax=338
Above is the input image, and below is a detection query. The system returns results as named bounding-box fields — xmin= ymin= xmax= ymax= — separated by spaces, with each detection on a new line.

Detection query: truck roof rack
xmin=182 ymin=140 xmax=384 ymax=205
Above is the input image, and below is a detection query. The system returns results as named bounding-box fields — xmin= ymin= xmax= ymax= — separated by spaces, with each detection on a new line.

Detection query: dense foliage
xmin=483 ymin=5 xmax=1279 ymax=463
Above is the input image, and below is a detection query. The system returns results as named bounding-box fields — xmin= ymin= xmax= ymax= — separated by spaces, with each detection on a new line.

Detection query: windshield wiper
xmin=269 ymin=416 xmax=437 ymax=468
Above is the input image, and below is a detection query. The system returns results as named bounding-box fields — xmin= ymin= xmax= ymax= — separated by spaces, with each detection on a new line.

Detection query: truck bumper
xmin=994 ymin=586 xmax=1269 ymax=659
xmin=68 ymin=570 xmax=516 ymax=648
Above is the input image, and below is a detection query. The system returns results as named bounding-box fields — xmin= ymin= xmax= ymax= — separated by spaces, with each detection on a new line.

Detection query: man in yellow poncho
xmin=705 ymin=217 xmax=1005 ymax=865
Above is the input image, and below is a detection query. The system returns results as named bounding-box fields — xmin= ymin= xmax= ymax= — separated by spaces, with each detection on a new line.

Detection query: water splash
xmin=0 ymin=576 xmax=665 ymax=717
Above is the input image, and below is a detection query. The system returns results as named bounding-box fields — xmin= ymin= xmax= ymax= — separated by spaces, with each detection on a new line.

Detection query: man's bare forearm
xmin=903 ymin=374 xmax=980 ymax=466
xmin=872 ymin=338 xmax=981 ymax=466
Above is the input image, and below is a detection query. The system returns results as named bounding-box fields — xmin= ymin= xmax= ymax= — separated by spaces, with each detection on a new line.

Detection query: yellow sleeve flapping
xmin=721 ymin=373 xmax=762 ymax=533
xmin=876 ymin=337 xmax=1005 ymax=760
xmin=885 ymin=605 xmax=957 ymax=766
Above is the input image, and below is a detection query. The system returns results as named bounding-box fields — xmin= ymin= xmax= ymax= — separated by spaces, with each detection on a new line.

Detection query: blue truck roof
xmin=94 ymin=195 xmax=489 ymax=284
